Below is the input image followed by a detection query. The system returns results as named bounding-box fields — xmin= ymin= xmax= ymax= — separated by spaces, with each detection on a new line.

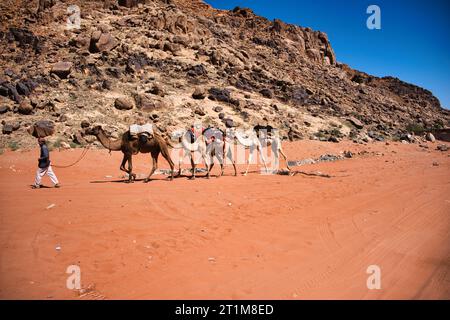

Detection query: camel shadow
xmin=89 ymin=173 xmax=213 ymax=184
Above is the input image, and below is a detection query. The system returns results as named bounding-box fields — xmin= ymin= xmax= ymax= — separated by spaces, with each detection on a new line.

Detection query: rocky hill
xmin=1 ymin=0 xmax=449 ymax=150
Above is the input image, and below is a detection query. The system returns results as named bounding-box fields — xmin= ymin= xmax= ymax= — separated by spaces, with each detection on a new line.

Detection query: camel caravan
xmin=84 ymin=121 xmax=291 ymax=182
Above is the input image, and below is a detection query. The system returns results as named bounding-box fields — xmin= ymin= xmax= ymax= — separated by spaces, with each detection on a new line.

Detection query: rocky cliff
xmin=1 ymin=0 xmax=449 ymax=149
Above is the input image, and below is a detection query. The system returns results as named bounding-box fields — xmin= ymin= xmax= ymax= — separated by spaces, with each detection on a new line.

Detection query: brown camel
xmin=85 ymin=125 xmax=175 ymax=182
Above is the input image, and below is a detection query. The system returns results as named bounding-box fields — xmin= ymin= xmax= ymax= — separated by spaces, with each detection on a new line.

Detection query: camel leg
xmin=244 ymin=149 xmax=253 ymax=176
xmin=216 ymin=152 xmax=224 ymax=177
xmin=208 ymin=147 xmax=216 ymax=176
xmin=279 ymin=147 xmax=290 ymax=171
xmin=160 ymin=145 xmax=175 ymax=181
xmin=119 ymin=153 xmax=128 ymax=174
xmin=120 ymin=153 xmax=135 ymax=182
xmin=244 ymin=161 xmax=250 ymax=176
xmin=178 ymin=150 xmax=186 ymax=177
xmin=219 ymin=162 xmax=224 ymax=177
xmin=178 ymin=158 xmax=182 ymax=177
xmin=202 ymin=152 xmax=210 ymax=179
xmin=144 ymin=152 xmax=159 ymax=183
xmin=189 ymin=151 xmax=196 ymax=180
xmin=258 ymin=145 xmax=268 ymax=174
xmin=208 ymin=148 xmax=217 ymax=176
xmin=226 ymin=145 xmax=237 ymax=176
xmin=127 ymin=154 xmax=136 ymax=182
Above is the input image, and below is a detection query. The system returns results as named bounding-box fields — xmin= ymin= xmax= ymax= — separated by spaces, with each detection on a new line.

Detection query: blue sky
xmin=205 ymin=0 xmax=450 ymax=109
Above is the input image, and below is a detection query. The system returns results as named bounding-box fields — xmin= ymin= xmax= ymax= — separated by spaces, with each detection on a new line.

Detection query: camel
xmin=232 ymin=126 xmax=290 ymax=175
xmin=228 ymin=127 xmax=268 ymax=175
xmin=169 ymin=128 xmax=213 ymax=179
xmin=169 ymin=127 xmax=237 ymax=179
xmin=85 ymin=125 xmax=175 ymax=182
xmin=203 ymin=127 xmax=238 ymax=177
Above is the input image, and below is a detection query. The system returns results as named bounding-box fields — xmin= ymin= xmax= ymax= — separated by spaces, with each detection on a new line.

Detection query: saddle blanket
xmin=130 ymin=123 xmax=153 ymax=137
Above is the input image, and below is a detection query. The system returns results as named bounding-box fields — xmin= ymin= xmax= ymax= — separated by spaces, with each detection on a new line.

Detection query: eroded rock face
xmin=0 ymin=0 xmax=448 ymax=149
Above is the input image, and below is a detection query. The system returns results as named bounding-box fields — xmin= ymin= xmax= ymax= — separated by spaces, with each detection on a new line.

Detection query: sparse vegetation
xmin=314 ymin=131 xmax=326 ymax=139
xmin=8 ymin=141 xmax=19 ymax=151
xmin=69 ymin=142 xmax=79 ymax=148
xmin=329 ymin=128 xmax=343 ymax=138
xmin=48 ymin=138 xmax=63 ymax=151
xmin=406 ymin=123 xmax=425 ymax=135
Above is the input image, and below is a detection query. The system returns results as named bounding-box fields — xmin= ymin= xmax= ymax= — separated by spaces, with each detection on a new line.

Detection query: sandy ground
xmin=0 ymin=140 xmax=449 ymax=300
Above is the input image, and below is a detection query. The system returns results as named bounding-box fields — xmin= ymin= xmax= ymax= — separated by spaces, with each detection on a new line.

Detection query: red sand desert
xmin=0 ymin=140 xmax=449 ymax=299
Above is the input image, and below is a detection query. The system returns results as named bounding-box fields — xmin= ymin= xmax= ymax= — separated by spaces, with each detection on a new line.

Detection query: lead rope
xmin=51 ymin=147 xmax=90 ymax=168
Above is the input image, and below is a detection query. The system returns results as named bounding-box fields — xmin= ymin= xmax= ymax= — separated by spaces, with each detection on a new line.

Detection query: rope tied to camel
xmin=51 ymin=147 xmax=90 ymax=168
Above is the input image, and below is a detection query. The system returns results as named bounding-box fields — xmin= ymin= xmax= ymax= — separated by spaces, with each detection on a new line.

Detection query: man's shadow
xmin=29 ymin=185 xmax=53 ymax=189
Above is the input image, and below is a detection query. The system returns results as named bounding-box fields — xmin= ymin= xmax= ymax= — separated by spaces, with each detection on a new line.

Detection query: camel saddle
xmin=129 ymin=123 xmax=153 ymax=139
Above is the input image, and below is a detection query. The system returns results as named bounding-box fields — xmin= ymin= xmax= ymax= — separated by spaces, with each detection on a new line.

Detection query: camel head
xmin=85 ymin=125 xmax=104 ymax=136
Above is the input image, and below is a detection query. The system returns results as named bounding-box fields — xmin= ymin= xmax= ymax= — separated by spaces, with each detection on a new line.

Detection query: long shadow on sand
xmin=89 ymin=174 xmax=214 ymax=184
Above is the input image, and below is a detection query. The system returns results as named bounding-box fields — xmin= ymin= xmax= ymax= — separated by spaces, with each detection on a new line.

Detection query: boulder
xmin=2 ymin=83 xmax=21 ymax=102
xmin=163 ymin=42 xmax=180 ymax=55
xmin=344 ymin=151 xmax=353 ymax=158
xmin=97 ymin=33 xmax=118 ymax=52
xmin=8 ymin=28 xmax=42 ymax=53
xmin=114 ymin=97 xmax=134 ymax=110
xmin=16 ymin=81 xmax=31 ymax=96
xmin=436 ymin=144 xmax=449 ymax=152
xmin=347 ymin=117 xmax=364 ymax=129
xmin=38 ymin=0 xmax=56 ymax=13
xmin=401 ymin=133 xmax=415 ymax=143
xmin=194 ymin=106 xmax=206 ymax=116
xmin=118 ymin=0 xmax=138 ymax=8
xmin=208 ymin=87 xmax=239 ymax=106
xmin=50 ymin=62 xmax=73 ymax=79
xmin=27 ymin=120 xmax=55 ymax=138
xmin=70 ymin=34 xmax=90 ymax=49
xmin=148 ymin=83 xmax=165 ymax=97
xmin=187 ymin=64 xmax=207 ymax=77
xmin=328 ymin=136 xmax=340 ymax=143
xmin=89 ymin=32 xmax=118 ymax=53
xmin=0 ymin=105 xmax=9 ymax=114
xmin=2 ymin=124 xmax=13 ymax=135
xmin=224 ymin=118 xmax=234 ymax=128
xmin=80 ymin=120 xmax=90 ymax=128
xmin=425 ymin=132 xmax=436 ymax=142
xmin=12 ymin=122 xmax=20 ymax=131
xmin=134 ymin=94 xmax=167 ymax=112
xmin=192 ymin=87 xmax=206 ymax=100
xmin=18 ymin=99 xmax=33 ymax=114
xmin=0 ymin=85 xmax=8 ymax=97
xmin=259 ymin=88 xmax=273 ymax=98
